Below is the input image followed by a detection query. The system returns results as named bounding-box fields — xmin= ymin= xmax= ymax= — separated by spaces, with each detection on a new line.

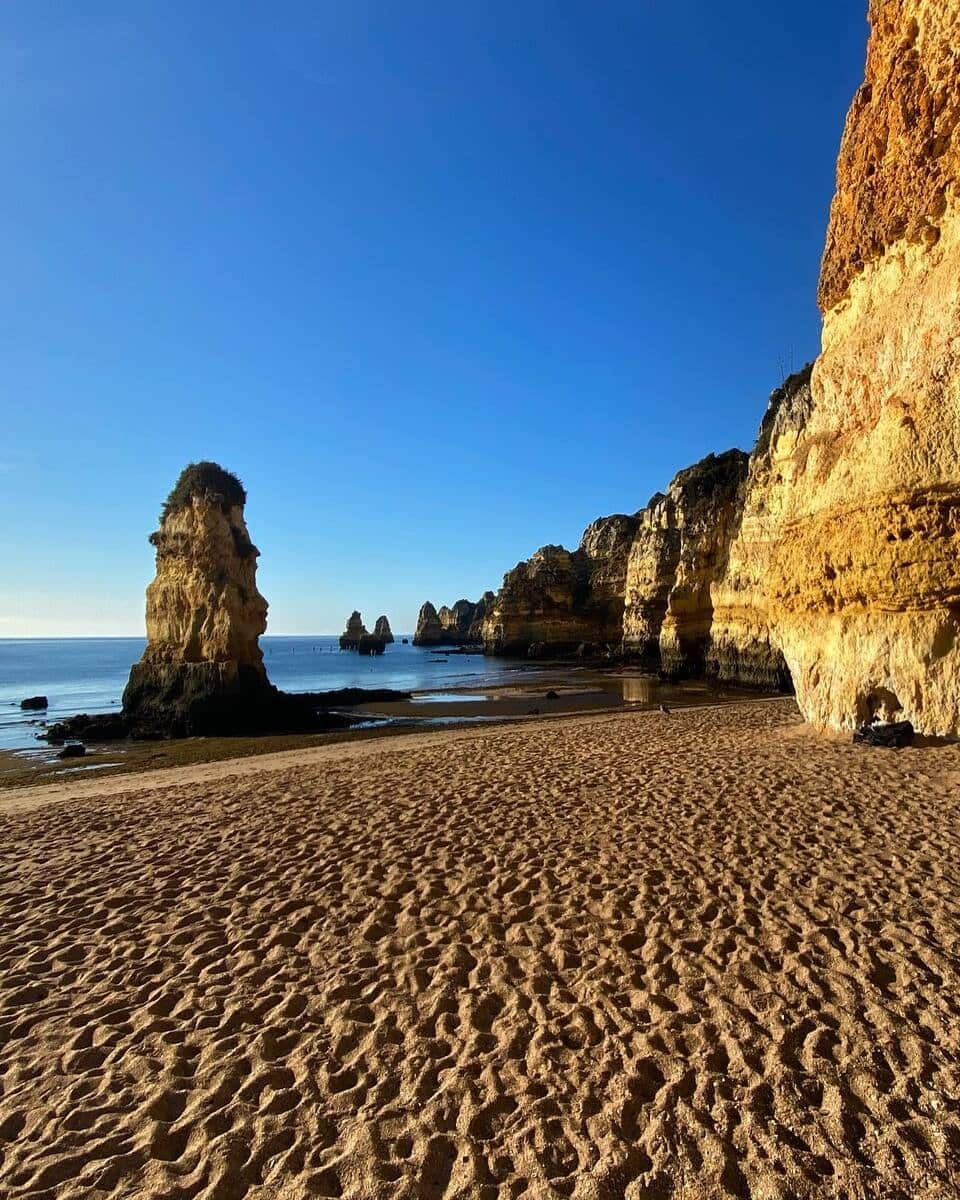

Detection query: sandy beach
xmin=2 ymin=698 xmax=959 ymax=1198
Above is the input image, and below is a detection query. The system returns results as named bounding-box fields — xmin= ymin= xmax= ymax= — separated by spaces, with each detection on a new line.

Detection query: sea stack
xmin=122 ymin=461 xmax=277 ymax=736
xmin=374 ymin=615 xmax=394 ymax=643
xmin=765 ymin=0 xmax=960 ymax=734
xmin=339 ymin=611 xmax=368 ymax=650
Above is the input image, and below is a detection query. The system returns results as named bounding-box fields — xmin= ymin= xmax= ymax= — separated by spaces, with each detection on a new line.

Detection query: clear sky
xmin=1 ymin=2 xmax=867 ymax=636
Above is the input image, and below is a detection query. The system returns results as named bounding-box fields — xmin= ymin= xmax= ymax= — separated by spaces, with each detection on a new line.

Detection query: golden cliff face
xmin=482 ymin=515 xmax=639 ymax=657
xmin=706 ymin=370 xmax=812 ymax=690
xmin=768 ymin=0 xmax=960 ymax=733
xmin=123 ymin=463 xmax=275 ymax=736
xmin=141 ymin=499 xmax=268 ymax=670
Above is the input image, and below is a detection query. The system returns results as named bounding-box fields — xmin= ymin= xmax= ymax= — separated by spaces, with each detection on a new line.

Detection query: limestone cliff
xmin=767 ymin=0 xmax=960 ymax=733
xmin=122 ymin=462 xmax=277 ymax=735
xmin=705 ymin=371 xmax=812 ymax=690
xmin=482 ymin=513 xmax=639 ymax=657
xmin=468 ymin=591 xmax=496 ymax=642
xmin=374 ymin=615 xmax=394 ymax=643
xmin=414 ymin=597 xmax=487 ymax=645
xmin=621 ymin=452 xmax=749 ymax=676
xmin=622 ymin=493 xmax=681 ymax=667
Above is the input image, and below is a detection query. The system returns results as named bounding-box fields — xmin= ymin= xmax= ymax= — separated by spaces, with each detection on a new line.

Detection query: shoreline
xmin=0 ymin=666 xmax=758 ymax=792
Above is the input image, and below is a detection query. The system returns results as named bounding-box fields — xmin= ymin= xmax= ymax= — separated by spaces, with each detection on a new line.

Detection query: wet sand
xmin=1 ymin=698 xmax=959 ymax=1198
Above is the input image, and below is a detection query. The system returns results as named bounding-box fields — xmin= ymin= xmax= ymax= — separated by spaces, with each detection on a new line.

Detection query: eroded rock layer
xmin=706 ymin=370 xmax=812 ymax=691
xmin=769 ymin=0 xmax=960 ymax=733
xmin=657 ymin=452 xmax=750 ymax=678
xmin=482 ymin=514 xmax=639 ymax=657
xmin=122 ymin=462 xmax=278 ymax=735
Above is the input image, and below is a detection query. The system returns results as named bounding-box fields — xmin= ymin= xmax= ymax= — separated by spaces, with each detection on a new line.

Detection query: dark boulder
xmin=57 ymin=744 xmax=86 ymax=759
xmin=853 ymin=721 xmax=915 ymax=749
xmin=20 ymin=696 xmax=48 ymax=710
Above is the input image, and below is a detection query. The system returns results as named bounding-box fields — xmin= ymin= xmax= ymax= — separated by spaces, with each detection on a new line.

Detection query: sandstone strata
xmin=768 ymin=0 xmax=960 ymax=734
xmin=621 ymin=452 xmax=748 ymax=676
xmin=705 ymin=370 xmax=812 ymax=690
xmin=122 ymin=462 xmax=280 ymax=736
xmin=482 ymin=514 xmax=639 ymax=657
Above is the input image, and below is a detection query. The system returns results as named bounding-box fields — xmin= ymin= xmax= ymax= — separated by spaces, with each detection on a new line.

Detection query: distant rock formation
xmin=122 ymin=462 xmax=283 ymax=736
xmin=468 ymin=591 xmax=496 ymax=642
xmin=413 ymin=602 xmax=443 ymax=646
xmin=414 ymin=597 xmax=488 ymax=646
xmin=374 ymin=615 xmax=394 ymax=643
xmin=339 ymin=611 xmax=369 ymax=650
xmin=706 ymin=369 xmax=812 ymax=690
xmin=656 ymin=451 xmax=749 ymax=678
xmin=482 ymin=513 xmax=639 ymax=657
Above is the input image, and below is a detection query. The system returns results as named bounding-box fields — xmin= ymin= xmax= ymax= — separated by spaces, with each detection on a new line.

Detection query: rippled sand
xmin=1 ymin=699 xmax=959 ymax=1199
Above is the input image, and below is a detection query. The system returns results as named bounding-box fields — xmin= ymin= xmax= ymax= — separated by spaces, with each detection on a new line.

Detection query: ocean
xmin=0 ymin=636 xmax=539 ymax=753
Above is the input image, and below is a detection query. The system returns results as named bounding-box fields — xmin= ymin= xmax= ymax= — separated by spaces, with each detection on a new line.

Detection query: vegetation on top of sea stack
xmin=160 ymin=461 xmax=247 ymax=522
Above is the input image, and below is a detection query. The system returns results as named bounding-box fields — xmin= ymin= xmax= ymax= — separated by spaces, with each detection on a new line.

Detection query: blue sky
xmin=0 ymin=2 xmax=866 ymax=636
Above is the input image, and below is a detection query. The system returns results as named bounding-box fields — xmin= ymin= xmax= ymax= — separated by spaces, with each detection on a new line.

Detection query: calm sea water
xmin=0 ymin=636 xmax=537 ymax=752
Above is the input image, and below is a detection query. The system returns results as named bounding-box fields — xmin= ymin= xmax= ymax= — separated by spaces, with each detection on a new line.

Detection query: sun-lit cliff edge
xmin=471 ymin=0 xmax=959 ymax=735
xmin=766 ymin=0 xmax=960 ymax=733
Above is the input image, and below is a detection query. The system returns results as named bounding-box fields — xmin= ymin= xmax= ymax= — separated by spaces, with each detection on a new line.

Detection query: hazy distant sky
xmin=1 ymin=2 xmax=866 ymax=636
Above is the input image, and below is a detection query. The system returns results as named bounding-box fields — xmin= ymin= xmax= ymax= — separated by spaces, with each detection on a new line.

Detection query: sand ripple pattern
xmin=1 ymin=699 xmax=960 ymax=1198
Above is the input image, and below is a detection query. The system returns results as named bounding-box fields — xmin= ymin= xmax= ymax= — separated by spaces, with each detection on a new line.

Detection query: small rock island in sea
xmin=338 ymin=611 xmax=390 ymax=654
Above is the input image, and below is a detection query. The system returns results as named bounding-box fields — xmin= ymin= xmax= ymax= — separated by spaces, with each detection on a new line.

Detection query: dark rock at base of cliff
xmin=44 ymin=714 xmax=130 ymax=744
xmin=357 ymin=635 xmax=386 ymax=656
xmin=57 ymin=744 xmax=86 ymax=759
xmin=704 ymin=647 xmax=793 ymax=693
xmin=20 ymin=696 xmax=48 ymax=710
xmin=299 ymin=687 xmax=411 ymax=706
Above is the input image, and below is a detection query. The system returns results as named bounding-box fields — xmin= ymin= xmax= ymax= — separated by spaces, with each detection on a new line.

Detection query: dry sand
xmin=1 ymin=698 xmax=959 ymax=1199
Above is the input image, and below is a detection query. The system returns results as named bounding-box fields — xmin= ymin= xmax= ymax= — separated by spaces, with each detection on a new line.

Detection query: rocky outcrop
xmin=622 ymin=493 xmax=680 ymax=667
xmin=339 ymin=611 xmax=369 ymax=650
xmin=374 ymin=615 xmax=394 ymax=643
xmin=705 ymin=369 xmax=812 ymax=690
xmin=413 ymin=602 xmax=443 ymax=646
xmin=414 ymin=597 xmax=487 ymax=645
xmin=621 ymin=452 xmax=749 ymax=676
xmin=765 ymin=0 xmax=960 ymax=734
xmin=468 ymin=592 xmax=496 ymax=642
xmin=122 ymin=462 xmax=282 ymax=736
xmin=482 ymin=513 xmax=640 ymax=657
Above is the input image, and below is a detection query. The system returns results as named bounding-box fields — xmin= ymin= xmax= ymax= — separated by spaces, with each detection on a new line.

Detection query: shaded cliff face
xmin=770 ymin=0 xmax=960 ymax=733
xmin=413 ymin=602 xmax=442 ymax=646
xmin=620 ymin=452 xmax=749 ymax=677
xmin=467 ymin=591 xmax=496 ymax=642
xmin=123 ymin=463 xmax=275 ymax=735
xmin=622 ymin=493 xmax=681 ymax=666
xmin=374 ymin=615 xmax=394 ymax=643
xmin=482 ymin=546 xmax=590 ymax=656
xmin=706 ymin=370 xmax=812 ymax=690
xmin=483 ymin=514 xmax=639 ymax=656
xmin=414 ymin=598 xmax=485 ymax=645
